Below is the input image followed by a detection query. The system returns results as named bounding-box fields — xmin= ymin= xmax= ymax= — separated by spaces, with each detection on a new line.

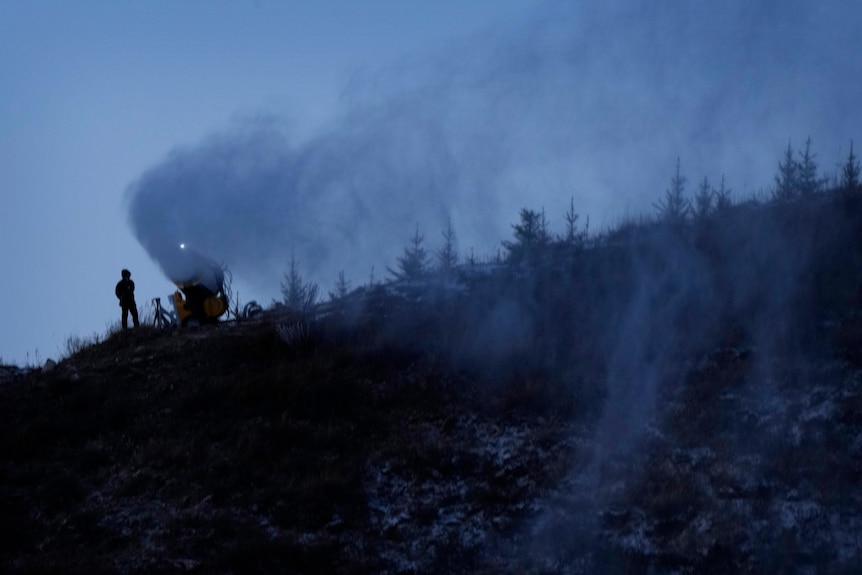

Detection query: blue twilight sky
xmin=3 ymin=1 xmax=862 ymax=366
xmin=1 ymin=1 xmax=540 ymax=365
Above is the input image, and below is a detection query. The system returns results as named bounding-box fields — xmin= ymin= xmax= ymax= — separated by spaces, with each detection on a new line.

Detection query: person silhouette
xmin=115 ymin=269 xmax=140 ymax=329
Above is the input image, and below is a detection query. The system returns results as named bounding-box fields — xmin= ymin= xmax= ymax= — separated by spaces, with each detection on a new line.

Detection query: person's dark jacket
xmin=115 ymin=278 xmax=136 ymax=307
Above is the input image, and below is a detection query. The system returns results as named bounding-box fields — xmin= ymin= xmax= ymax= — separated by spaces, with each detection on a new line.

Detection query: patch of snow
xmin=610 ymin=509 xmax=656 ymax=555
xmin=775 ymin=499 xmax=822 ymax=530
xmin=801 ymin=396 xmax=835 ymax=422
xmin=693 ymin=514 xmax=711 ymax=534
xmin=256 ymin=513 xmax=280 ymax=541
xmin=788 ymin=423 xmax=804 ymax=446
xmin=830 ymin=512 xmax=862 ymax=563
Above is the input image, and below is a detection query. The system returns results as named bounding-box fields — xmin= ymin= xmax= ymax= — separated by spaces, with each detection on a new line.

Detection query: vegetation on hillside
xmin=4 ymin=139 xmax=862 ymax=572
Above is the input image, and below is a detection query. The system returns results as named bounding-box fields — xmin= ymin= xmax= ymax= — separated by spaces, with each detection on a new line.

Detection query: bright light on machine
xmin=167 ymin=243 xmax=228 ymax=327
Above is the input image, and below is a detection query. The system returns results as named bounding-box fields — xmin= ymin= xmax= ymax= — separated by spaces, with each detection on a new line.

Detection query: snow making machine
xmin=169 ymin=246 xmax=229 ymax=327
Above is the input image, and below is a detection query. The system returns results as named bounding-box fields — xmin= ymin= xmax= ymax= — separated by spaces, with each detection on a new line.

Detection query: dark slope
xmin=0 ymin=322 xmax=580 ymax=574
xmin=4 ymin=192 xmax=862 ymax=573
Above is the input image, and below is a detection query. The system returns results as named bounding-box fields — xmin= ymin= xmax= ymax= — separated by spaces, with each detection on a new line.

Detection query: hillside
xmin=5 ymin=192 xmax=862 ymax=573
xmin=1 ymin=320 xmax=588 ymax=574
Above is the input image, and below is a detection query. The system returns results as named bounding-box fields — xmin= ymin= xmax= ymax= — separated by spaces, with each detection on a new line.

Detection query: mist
xmin=118 ymin=2 xmax=862 ymax=568
xmin=126 ymin=0 xmax=862 ymax=298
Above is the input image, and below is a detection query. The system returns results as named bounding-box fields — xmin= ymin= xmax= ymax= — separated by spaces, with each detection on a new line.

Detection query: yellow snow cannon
xmin=168 ymin=245 xmax=229 ymax=327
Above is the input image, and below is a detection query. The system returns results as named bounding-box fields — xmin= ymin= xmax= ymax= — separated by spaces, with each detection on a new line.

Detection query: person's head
xmin=121 ymin=269 xmax=131 ymax=279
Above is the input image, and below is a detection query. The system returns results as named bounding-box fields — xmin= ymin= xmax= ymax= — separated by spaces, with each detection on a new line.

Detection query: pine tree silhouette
xmin=563 ymin=196 xmax=580 ymax=244
xmin=797 ymin=137 xmax=825 ymax=196
xmin=329 ymin=270 xmax=351 ymax=301
xmin=773 ymin=141 xmax=798 ymax=201
xmin=693 ymin=176 xmax=715 ymax=220
xmin=436 ymin=217 xmax=459 ymax=274
xmin=389 ymin=224 xmax=429 ymax=281
xmin=654 ymin=157 xmax=690 ymax=223
xmin=280 ymin=252 xmax=319 ymax=313
xmin=714 ymin=175 xmax=733 ymax=213
xmin=841 ymin=140 xmax=861 ymax=195
xmin=503 ymin=208 xmax=550 ymax=263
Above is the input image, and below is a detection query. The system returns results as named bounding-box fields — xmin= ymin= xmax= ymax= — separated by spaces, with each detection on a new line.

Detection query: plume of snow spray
xmin=126 ymin=0 xmax=862 ymax=298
